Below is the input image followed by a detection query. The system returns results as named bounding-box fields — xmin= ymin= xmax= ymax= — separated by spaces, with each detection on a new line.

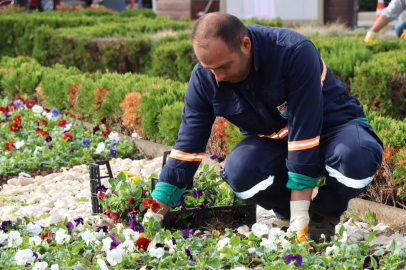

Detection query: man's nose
xmin=214 ymin=71 xmax=226 ymax=82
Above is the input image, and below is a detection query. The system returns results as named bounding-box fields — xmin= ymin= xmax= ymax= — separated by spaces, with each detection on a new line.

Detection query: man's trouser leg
xmin=314 ymin=120 xmax=384 ymax=218
xmin=395 ymin=20 xmax=406 ymax=38
xmin=222 ymin=135 xmax=290 ymax=219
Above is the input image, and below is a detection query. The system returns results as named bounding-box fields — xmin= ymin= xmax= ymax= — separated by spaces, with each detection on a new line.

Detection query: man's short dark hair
xmin=191 ymin=13 xmax=249 ymax=53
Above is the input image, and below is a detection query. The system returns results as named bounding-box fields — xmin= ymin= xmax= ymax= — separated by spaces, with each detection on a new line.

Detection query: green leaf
xmin=71 ymin=266 xmax=86 ymax=270
xmin=338 ymin=225 xmax=345 ymax=237
xmin=117 ymin=171 xmax=126 ymax=182
xmin=367 ymin=231 xmax=378 ymax=243
xmin=230 ymin=236 xmax=240 ymax=247
xmin=390 ymin=239 xmax=398 ymax=252
xmin=115 ymin=181 xmax=123 ymax=193
xmin=320 ymin=257 xmax=329 ymax=266
xmin=207 ymin=258 xmax=220 ymax=268
xmin=371 ymin=256 xmax=378 ymax=268
xmin=72 ymin=242 xmax=84 ymax=254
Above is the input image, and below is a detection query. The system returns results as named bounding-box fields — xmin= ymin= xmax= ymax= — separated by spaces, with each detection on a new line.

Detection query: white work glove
xmin=364 ymin=31 xmax=376 ymax=43
xmin=289 ymin=200 xmax=310 ymax=242
xmin=142 ymin=211 xmax=164 ymax=224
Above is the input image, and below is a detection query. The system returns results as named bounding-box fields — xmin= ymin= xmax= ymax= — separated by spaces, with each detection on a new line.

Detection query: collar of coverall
xmin=215 ymin=28 xmax=259 ymax=88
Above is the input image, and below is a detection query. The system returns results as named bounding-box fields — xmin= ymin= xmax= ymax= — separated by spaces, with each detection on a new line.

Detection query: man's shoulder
xmin=246 ymin=24 xmax=309 ymax=48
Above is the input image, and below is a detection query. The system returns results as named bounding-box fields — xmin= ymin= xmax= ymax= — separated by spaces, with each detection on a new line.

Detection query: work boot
xmin=272 ymin=218 xmax=290 ymax=231
xmin=308 ymin=202 xmax=340 ymax=241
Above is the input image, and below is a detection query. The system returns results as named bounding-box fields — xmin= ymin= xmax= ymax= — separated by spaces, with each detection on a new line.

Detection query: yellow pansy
xmin=131 ymin=253 xmax=138 ymax=259
xmin=139 ymin=233 xmax=144 ymax=238
xmin=326 ymin=256 xmax=332 ymax=260
xmin=130 ymin=175 xmax=142 ymax=183
xmin=221 ymin=182 xmax=226 ymax=189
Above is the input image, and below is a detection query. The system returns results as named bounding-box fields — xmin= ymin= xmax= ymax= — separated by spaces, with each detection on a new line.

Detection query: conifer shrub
xmin=157 ymin=101 xmax=184 ymax=145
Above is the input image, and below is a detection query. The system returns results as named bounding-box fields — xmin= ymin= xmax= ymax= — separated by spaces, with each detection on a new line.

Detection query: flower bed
xmin=0 ymin=215 xmax=404 ymax=269
xmin=0 ymin=96 xmax=137 ymax=176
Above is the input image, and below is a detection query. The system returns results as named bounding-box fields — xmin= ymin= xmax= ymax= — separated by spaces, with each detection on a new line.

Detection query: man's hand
xmin=142 ymin=211 xmax=164 ymax=224
xmin=364 ymin=31 xmax=376 ymax=43
xmin=401 ymin=29 xmax=406 ymax=40
xmin=289 ymin=200 xmax=310 ymax=242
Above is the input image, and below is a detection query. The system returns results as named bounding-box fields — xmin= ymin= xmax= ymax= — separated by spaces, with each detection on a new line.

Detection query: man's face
xmin=193 ymin=37 xmax=251 ymax=83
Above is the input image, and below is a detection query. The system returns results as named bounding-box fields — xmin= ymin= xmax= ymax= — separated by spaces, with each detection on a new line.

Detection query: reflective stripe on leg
xmin=234 ymin=175 xmax=274 ymax=199
xmin=325 ymin=165 xmax=374 ymax=189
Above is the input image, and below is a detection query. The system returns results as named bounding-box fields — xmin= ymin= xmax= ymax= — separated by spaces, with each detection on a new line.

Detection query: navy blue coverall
xmin=151 ymin=25 xmax=384 ymax=219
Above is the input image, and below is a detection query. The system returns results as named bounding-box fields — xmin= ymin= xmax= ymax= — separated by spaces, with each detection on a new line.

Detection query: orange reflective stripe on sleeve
xmin=257 ymin=125 xmax=288 ymax=139
xmin=321 ymin=59 xmax=327 ymax=88
xmin=288 ymin=136 xmax=320 ymax=151
xmin=169 ymin=149 xmax=204 ymax=162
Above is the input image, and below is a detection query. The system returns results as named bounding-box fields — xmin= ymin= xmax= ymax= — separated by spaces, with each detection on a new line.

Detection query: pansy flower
xmin=51 ymin=108 xmax=60 ymax=117
xmin=128 ymin=197 xmax=135 ymax=204
xmin=74 ymin=216 xmax=84 ymax=227
xmin=1 ymin=220 xmax=12 ymax=233
xmin=141 ymin=199 xmax=161 ymax=213
xmin=45 ymin=136 xmax=52 ymax=142
xmin=111 ymin=240 xmax=122 ymax=249
xmin=39 ymin=119 xmax=48 ymax=126
xmin=109 ymin=233 xmax=118 ymax=240
xmin=57 ymin=120 xmax=67 ymax=127
xmin=35 ymin=127 xmax=43 ymax=134
xmin=66 ymin=222 xmax=74 ymax=235
xmin=102 ymin=128 xmax=111 ymax=137
xmin=363 ymin=255 xmax=380 ymax=270
xmin=97 ymin=192 xmax=105 ymax=200
xmin=96 ymin=185 xmax=107 ymax=193
xmin=69 ymin=148 xmax=75 ymax=155
xmin=13 ymin=115 xmax=22 ymax=122
xmin=135 ymin=237 xmax=151 ymax=251
xmin=7 ymin=102 xmax=17 ymax=111
xmin=0 ymin=107 xmax=6 ymax=114
xmin=82 ymin=138 xmax=91 ymax=148
xmin=284 ymin=254 xmax=303 ymax=267
xmin=92 ymin=125 xmax=100 ymax=135
xmin=96 ymin=226 xmax=109 ymax=234
xmin=210 ymin=155 xmax=225 ymax=163
xmin=41 ymin=131 xmax=50 ymax=138
xmin=185 ymin=246 xmax=193 ymax=264
xmin=193 ymin=188 xmax=203 ymax=199
xmin=101 ymin=117 xmax=107 ymax=124
xmin=130 ymin=218 xmax=144 ymax=233
xmin=63 ymin=132 xmax=73 ymax=141
xmin=10 ymin=122 xmax=22 ymax=132
xmin=25 ymin=100 xmax=35 ymax=108
xmin=182 ymin=229 xmax=194 ymax=240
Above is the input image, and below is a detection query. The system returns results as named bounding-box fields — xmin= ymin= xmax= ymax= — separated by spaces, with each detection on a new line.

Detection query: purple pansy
xmin=109 ymin=233 xmax=118 ymax=240
xmin=92 ymin=125 xmax=100 ymax=135
xmin=185 ymin=246 xmax=193 ymax=265
xmin=14 ymin=100 xmax=21 ymax=108
xmin=96 ymin=185 xmax=107 ymax=193
xmin=210 ymin=155 xmax=225 ymax=163
xmin=195 ymin=204 xmax=208 ymax=209
xmin=45 ymin=143 xmax=52 ymax=149
xmin=1 ymin=220 xmax=12 ymax=233
xmin=130 ymin=218 xmax=144 ymax=233
xmin=73 ymin=216 xmax=84 ymax=227
xmin=63 ymin=120 xmax=71 ymax=128
xmin=176 ymin=195 xmax=188 ymax=207
xmin=45 ymin=136 xmax=52 ymax=142
xmin=199 ymin=172 xmax=205 ymax=175
xmin=111 ymin=240 xmax=122 ymax=248
xmin=192 ymin=188 xmax=203 ymax=199
xmin=69 ymin=148 xmax=75 ymax=155
xmin=96 ymin=226 xmax=109 ymax=234
xmin=33 ymin=252 xmax=42 ymax=262
xmin=51 ymin=108 xmax=60 ymax=117
xmin=66 ymin=221 xmax=74 ymax=235
xmin=82 ymin=138 xmax=91 ymax=148
xmin=284 ymin=254 xmax=303 ymax=267
xmin=182 ymin=229 xmax=194 ymax=240
xmin=363 ymin=255 xmax=380 ymax=270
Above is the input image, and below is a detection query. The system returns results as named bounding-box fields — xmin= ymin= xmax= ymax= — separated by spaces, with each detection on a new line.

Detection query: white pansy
xmin=42 ymin=111 xmax=47 ymax=116
xmin=81 ymin=230 xmax=96 ymax=246
xmin=108 ymin=132 xmax=120 ymax=142
xmin=131 ymin=132 xmax=142 ymax=139
xmin=123 ymin=229 xmax=139 ymax=242
xmin=281 ymin=239 xmax=291 ymax=249
xmin=0 ymin=232 xmax=8 ymax=243
xmin=340 ymin=231 xmax=348 ymax=243
xmin=169 ymin=248 xmax=175 ymax=254
xmin=34 ymin=146 xmax=43 ymax=155
xmin=8 ymin=231 xmax=23 ymax=248
xmin=268 ymin=227 xmax=286 ymax=243
xmin=117 ymin=239 xmax=135 ymax=254
xmin=32 ymin=105 xmax=43 ymax=114
xmin=286 ymin=226 xmax=299 ymax=238
xmin=149 ymin=247 xmax=163 ymax=259
xmin=116 ymin=223 xmax=124 ymax=234
xmin=55 ymin=228 xmax=70 ymax=245
xmin=14 ymin=249 xmax=33 ymax=266
xmin=15 ymin=140 xmax=25 ymax=149
xmin=64 ymin=123 xmax=72 ymax=131
xmin=251 ymin=223 xmax=269 ymax=238
xmin=165 ymin=239 xmax=176 ymax=249
xmin=217 ymin=237 xmax=230 ymax=251
xmin=106 ymin=249 xmax=123 ymax=266
xmin=343 ymin=224 xmax=353 ymax=236
xmin=95 ymin=143 xmax=106 ymax=154
xmin=102 ymin=237 xmax=113 ymax=252
xmin=32 ymin=261 xmax=48 ymax=270
xmin=260 ymin=238 xmax=277 ymax=252
xmin=50 ymin=264 xmax=59 ymax=270
xmin=326 ymin=245 xmax=338 ymax=256
xmin=28 ymin=236 xmax=42 ymax=246
xmin=27 ymin=222 xmax=43 ymax=236
xmin=97 ymin=259 xmax=109 ymax=270
xmin=45 ymin=112 xmax=54 ymax=120
xmin=247 ymin=247 xmax=256 ymax=254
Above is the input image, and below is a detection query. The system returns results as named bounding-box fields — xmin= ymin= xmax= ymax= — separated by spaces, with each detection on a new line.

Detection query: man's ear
xmin=240 ymin=36 xmax=251 ymax=53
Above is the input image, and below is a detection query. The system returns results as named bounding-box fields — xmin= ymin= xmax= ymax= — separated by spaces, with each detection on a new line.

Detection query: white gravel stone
xmin=7 ymin=178 xmax=20 ymax=186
